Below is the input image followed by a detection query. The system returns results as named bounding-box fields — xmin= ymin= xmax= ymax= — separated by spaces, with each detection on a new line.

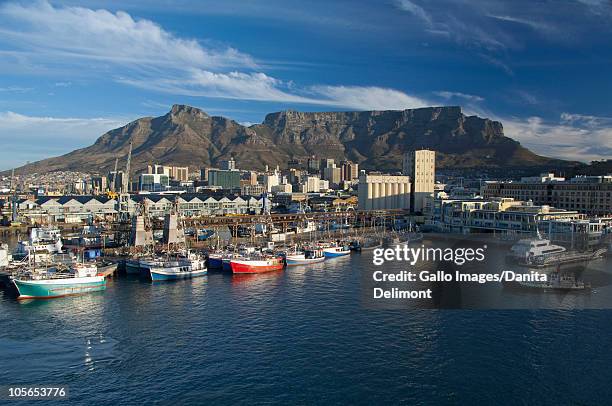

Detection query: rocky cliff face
xmin=12 ymin=104 xmax=572 ymax=175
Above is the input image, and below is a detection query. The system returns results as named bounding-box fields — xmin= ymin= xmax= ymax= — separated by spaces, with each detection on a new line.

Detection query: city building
xmin=358 ymin=173 xmax=411 ymax=210
xmin=139 ymin=173 xmax=169 ymax=192
xmin=91 ymin=176 xmax=108 ymax=194
xmin=208 ymin=169 xmax=241 ymax=190
xmin=302 ymin=176 xmax=321 ymax=193
xmin=307 ymin=156 xmax=319 ymax=174
xmin=319 ymin=158 xmax=335 ymax=173
xmin=263 ymin=172 xmax=280 ymax=192
xmin=403 ymin=149 xmax=436 ymax=213
xmin=323 ymin=166 xmax=342 ymax=187
xmin=148 ymin=164 xmax=188 ymax=181
xmin=482 ymin=173 xmax=612 ymax=216
xmin=220 ymin=158 xmax=236 ymax=171
xmin=341 ymin=161 xmax=359 ymax=181
xmin=241 ymin=183 xmax=265 ymax=196
xmin=271 ymin=184 xmax=292 ymax=193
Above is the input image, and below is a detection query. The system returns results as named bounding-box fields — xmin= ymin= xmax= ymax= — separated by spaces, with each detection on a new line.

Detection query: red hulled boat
xmin=230 ymin=257 xmax=285 ymax=274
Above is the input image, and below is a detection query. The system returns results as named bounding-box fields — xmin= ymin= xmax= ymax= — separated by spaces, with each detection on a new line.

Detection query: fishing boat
xmin=11 ymin=263 xmax=105 ymax=299
xmin=13 ymin=227 xmax=64 ymax=262
xmin=149 ymin=254 xmax=208 ymax=281
xmin=286 ymin=248 xmax=326 ymax=266
xmin=323 ymin=246 xmax=351 ymax=258
xmin=230 ymin=256 xmax=284 ymax=274
xmin=207 ymin=253 xmax=224 ymax=269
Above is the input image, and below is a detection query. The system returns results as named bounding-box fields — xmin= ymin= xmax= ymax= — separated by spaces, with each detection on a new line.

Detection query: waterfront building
xmin=357 ymin=173 xmax=411 ymax=210
xmin=403 ymin=149 xmax=436 ymax=213
xmin=208 ymin=169 xmax=241 ymax=190
xmin=139 ymin=173 xmax=169 ymax=192
xmin=482 ymin=173 xmax=612 ymax=216
xmin=426 ymin=196 xmax=583 ymax=234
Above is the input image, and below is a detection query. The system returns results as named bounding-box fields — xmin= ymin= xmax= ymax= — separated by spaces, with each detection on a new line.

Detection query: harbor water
xmin=1 ymin=246 xmax=612 ymax=404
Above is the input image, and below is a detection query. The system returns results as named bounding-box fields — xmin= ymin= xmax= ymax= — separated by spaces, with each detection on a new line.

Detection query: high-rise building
xmin=91 ymin=176 xmax=107 ymax=194
xmin=319 ymin=158 xmax=335 ymax=173
xmin=323 ymin=166 xmax=342 ymax=187
xmin=358 ymin=173 xmax=411 ymax=210
xmin=208 ymin=169 xmax=241 ymax=190
xmin=139 ymin=173 xmax=169 ymax=192
xmin=307 ymin=156 xmax=319 ymax=174
xmin=220 ymin=157 xmax=236 ymax=171
xmin=341 ymin=161 xmax=359 ymax=181
xmin=263 ymin=172 xmax=280 ymax=192
xmin=169 ymin=166 xmax=189 ymax=182
xmin=403 ymin=149 xmax=435 ymax=213
xmin=302 ymin=176 xmax=321 ymax=193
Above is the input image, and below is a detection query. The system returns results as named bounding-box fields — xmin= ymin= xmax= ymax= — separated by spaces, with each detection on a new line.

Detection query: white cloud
xmin=395 ymin=0 xmax=432 ymax=26
xmin=434 ymin=91 xmax=484 ymax=102
xmin=503 ymin=113 xmax=612 ymax=163
xmin=0 ymin=1 xmax=429 ymax=111
xmin=0 ymin=111 xmax=128 ymax=169
xmin=0 ymin=0 xmax=255 ymax=71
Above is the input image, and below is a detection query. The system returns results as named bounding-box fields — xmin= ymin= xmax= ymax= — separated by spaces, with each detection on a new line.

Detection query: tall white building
xmin=403 ymin=149 xmax=435 ymax=213
xmin=358 ymin=174 xmax=411 ymax=210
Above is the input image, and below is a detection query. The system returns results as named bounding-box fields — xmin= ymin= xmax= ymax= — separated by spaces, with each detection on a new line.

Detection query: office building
xmin=323 ymin=166 xmax=342 ymax=187
xmin=139 ymin=173 xmax=169 ymax=192
xmin=208 ymin=169 xmax=241 ymax=190
xmin=341 ymin=161 xmax=359 ymax=181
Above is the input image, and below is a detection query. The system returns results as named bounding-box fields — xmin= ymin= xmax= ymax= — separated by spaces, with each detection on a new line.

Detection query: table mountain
xmin=12 ymin=104 xmax=575 ymax=176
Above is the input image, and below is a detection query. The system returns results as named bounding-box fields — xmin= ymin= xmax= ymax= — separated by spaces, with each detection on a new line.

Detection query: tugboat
xmin=11 ymin=263 xmax=105 ymax=299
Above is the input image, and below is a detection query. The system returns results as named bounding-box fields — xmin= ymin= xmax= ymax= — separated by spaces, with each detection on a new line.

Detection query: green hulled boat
xmin=11 ymin=264 xmax=106 ymax=299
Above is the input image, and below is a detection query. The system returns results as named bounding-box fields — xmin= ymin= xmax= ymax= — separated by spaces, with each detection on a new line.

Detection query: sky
xmin=0 ymin=0 xmax=611 ymax=170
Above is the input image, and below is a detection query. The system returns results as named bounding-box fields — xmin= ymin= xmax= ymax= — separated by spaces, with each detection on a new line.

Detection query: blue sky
xmin=0 ymin=0 xmax=611 ymax=170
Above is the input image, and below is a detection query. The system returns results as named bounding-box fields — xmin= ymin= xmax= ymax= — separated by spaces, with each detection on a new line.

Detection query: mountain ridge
xmin=10 ymin=104 xmax=579 ymax=176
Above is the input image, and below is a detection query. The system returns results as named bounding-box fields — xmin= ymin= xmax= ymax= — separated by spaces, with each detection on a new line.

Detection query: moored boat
xmin=150 ymin=253 xmax=208 ymax=281
xmin=323 ymin=246 xmax=351 ymax=258
xmin=11 ymin=263 xmax=105 ymax=299
xmin=286 ymin=249 xmax=326 ymax=266
xmin=230 ymin=256 xmax=284 ymax=274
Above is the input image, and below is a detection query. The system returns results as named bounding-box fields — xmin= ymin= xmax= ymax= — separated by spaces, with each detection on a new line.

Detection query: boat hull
xmin=12 ymin=277 xmax=106 ymax=299
xmin=124 ymin=260 xmax=141 ymax=274
xmin=323 ymin=249 xmax=351 ymax=258
xmin=207 ymin=256 xmax=223 ymax=269
xmin=285 ymin=255 xmax=326 ymax=266
xmin=231 ymin=259 xmax=284 ymax=274
xmin=150 ymin=268 xmax=208 ymax=281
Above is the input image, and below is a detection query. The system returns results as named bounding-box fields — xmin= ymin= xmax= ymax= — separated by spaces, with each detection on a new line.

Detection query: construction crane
xmin=107 ymin=158 xmax=119 ymax=199
xmin=119 ymin=142 xmax=133 ymax=216
xmin=124 ymin=142 xmax=132 ymax=193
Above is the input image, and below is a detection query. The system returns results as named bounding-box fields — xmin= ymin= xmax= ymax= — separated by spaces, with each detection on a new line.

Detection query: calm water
xmin=2 ymin=252 xmax=612 ymax=405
